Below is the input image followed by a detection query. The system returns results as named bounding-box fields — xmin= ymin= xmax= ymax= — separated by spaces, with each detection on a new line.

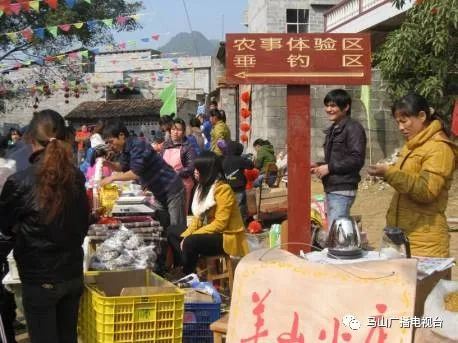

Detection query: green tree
xmin=0 ymin=0 xmax=142 ymax=62
xmin=375 ymin=0 xmax=457 ymax=115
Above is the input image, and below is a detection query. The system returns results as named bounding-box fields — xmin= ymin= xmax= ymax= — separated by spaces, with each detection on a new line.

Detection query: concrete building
xmin=232 ymin=0 xmax=405 ymax=162
xmin=0 ymin=49 xmax=214 ymax=133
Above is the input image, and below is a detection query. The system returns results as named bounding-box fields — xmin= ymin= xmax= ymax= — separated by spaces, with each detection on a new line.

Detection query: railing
xmin=324 ymin=0 xmax=391 ymax=32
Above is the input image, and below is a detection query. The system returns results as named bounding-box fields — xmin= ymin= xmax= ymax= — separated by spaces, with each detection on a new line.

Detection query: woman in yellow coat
xmin=181 ymin=151 xmax=248 ymax=274
xmin=369 ymin=93 xmax=457 ymax=257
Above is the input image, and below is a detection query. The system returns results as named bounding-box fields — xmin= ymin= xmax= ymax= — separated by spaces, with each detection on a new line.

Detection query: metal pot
xmin=326 ymin=216 xmax=362 ymax=259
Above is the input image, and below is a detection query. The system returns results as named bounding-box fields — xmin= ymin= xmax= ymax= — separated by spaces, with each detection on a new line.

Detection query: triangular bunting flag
xmin=140 ymin=38 xmax=150 ymax=43
xmin=47 ymin=26 xmax=58 ymax=37
xmin=116 ymin=16 xmax=127 ymax=25
xmin=102 ymin=19 xmax=113 ymax=27
xmin=33 ymin=27 xmax=45 ymax=39
xmin=86 ymin=20 xmax=97 ymax=30
xmin=118 ymin=42 xmax=126 ymax=49
xmin=23 ymin=60 xmax=32 ymax=66
xmin=6 ymin=32 xmax=18 ymax=43
xmin=68 ymin=52 xmax=78 ymax=59
xmin=129 ymin=14 xmax=140 ymax=21
xmin=29 ymin=1 xmax=39 ymax=12
xmin=80 ymin=50 xmax=89 ymax=58
xmin=56 ymin=54 xmax=66 ymax=61
xmin=83 ymin=0 xmax=91 ymax=3
xmin=0 ymin=10 xmax=3 ymax=17
xmin=45 ymin=56 xmax=56 ymax=62
xmin=35 ymin=57 xmax=44 ymax=65
xmin=1 ymin=0 xmax=12 ymax=16
xmin=59 ymin=24 xmax=72 ymax=32
xmin=151 ymin=34 xmax=160 ymax=40
xmin=45 ymin=0 xmax=58 ymax=9
xmin=19 ymin=0 xmax=30 ymax=11
xmin=64 ymin=0 xmax=76 ymax=8
xmin=10 ymin=3 xmax=21 ymax=15
xmin=127 ymin=40 xmax=136 ymax=47
xmin=89 ymin=48 xmax=100 ymax=54
xmin=21 ymin=28 xmax=34 ymax=41
xmin=36 ymin=85 xmax=43 ymax=92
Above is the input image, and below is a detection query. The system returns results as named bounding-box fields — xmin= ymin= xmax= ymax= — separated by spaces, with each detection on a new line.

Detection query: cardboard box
xmin=84 ymin=269 xmax=181 ymax=297
xmin=415 ymin=268 xmax=452 ymax=317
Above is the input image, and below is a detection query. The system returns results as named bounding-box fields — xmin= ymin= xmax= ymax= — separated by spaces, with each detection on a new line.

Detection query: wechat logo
xmin=342 ymin=314 xmax=361 ymax=330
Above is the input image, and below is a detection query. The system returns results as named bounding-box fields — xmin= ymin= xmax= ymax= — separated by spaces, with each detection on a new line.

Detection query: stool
xmin=210 ymin=313 xmax=229 ymax=343
xmin=199 ymin=255 xmax=234 ymax=294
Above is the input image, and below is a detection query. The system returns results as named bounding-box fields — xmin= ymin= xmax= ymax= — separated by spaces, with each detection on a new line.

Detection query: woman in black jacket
xmin=0 ymin=110 xmax=89 ymax=343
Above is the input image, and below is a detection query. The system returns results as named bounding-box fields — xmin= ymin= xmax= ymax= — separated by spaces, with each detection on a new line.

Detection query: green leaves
xmin=0 ymin=0 xmax=142 ymax=61
xmin=375 ymin=0 xmax=457 ymax=117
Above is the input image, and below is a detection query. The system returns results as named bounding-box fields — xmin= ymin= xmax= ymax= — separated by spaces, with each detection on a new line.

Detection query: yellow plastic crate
xmin=79 ymin=271 xmax=184 ymax=343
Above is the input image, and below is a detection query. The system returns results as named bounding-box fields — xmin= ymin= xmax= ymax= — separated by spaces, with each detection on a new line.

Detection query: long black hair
xmin=194 ymin=151 xmax=225 ymax=201
xmin=392 ymin=93 xmax=448 ymax=136
xmin=28 ymin=109 xmax=77 ymax=223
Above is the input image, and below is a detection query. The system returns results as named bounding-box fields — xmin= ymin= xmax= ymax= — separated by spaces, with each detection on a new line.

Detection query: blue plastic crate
xmin=183 ymin=302 xmax=221 ymax=343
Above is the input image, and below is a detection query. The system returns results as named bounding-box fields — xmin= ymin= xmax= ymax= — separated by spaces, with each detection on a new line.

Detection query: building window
xmin=286 ymin=9 xmax=309 ymax=33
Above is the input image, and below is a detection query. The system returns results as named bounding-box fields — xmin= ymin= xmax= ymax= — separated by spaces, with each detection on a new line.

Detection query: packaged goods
xmin=444 ymin=291 xmax=458 ymax=312
xmin=424 ymin=280 xmax=458 ymax=340
xmin=89 ymin=227 xmax=161 ymax=271
xmin=269 ymin=224 xmax=281 ymax=248
xmin=99 ymin=184 xmax=120 ymax=215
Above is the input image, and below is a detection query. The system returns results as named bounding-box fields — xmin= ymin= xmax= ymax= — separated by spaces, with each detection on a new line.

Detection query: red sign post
xmin=226 ymin=33 xmax=371 ymax=254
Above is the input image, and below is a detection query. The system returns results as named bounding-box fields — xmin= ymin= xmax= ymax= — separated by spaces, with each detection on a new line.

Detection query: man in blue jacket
xmin=101 ymin=121 xmax=186 ymax=271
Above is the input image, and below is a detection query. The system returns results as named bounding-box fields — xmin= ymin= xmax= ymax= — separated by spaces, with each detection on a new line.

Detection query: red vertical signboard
xmin=226 ymin=33 xmax=371 ymax=254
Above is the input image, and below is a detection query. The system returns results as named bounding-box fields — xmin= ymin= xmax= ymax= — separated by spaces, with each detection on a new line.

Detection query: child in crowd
xmin=222 ymin=141 xmax=254 ymax=226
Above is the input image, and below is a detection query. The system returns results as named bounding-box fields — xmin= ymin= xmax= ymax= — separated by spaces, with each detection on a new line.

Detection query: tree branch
xmin=0 ymin=42 xmax=32 ymax=63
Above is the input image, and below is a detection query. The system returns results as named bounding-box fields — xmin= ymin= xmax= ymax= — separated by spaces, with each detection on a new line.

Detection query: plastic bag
xmin=424 ymin=280 xmax=458 ymax=340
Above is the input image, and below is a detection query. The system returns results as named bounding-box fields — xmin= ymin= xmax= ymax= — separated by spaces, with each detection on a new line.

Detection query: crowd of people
xmin=0 ymin=90 xmax=456 ymax=342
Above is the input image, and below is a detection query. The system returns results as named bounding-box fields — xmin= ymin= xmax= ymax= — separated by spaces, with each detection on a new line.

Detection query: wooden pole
xmin=286 ymin=85 xmax=311 ymax=254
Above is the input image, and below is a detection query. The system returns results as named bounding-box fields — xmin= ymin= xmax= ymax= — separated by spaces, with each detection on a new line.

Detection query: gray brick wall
xmin=241 ymin=0 xmax=402 ymax=162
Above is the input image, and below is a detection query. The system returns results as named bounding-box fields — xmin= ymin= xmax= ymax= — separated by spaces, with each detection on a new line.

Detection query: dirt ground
xmin=311 ymin=172 xmax=458 ymax=281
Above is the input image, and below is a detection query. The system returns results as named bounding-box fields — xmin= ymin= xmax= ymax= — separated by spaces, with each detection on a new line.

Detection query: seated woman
xmin=368 ymin=93 xmax=457 ymax=257
xmin=253 ymin=138 xmax=277 ymax=187
xmin=181 ymin=151 xmax=249 ymax=274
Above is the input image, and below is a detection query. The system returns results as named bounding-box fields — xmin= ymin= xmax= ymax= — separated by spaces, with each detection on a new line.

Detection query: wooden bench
xmin=209 ymin=313 xmax=229 ymax=343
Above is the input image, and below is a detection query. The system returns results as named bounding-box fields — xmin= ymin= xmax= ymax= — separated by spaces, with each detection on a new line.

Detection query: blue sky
xmin=112 ymin=0 xmax=248 ymax=49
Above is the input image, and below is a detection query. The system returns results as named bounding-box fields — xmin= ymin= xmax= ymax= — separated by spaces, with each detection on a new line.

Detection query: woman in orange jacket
xmin=369 ymin=93 xmax=457 ymax=257
xmin=181 ymin=151 xmax=248 ymax=274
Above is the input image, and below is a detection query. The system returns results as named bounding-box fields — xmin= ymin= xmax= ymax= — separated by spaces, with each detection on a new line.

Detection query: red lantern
xmin=240 ymin=134 xmax=248 ymax=143
xmin=241 ymin=91 xmax=250 ymax=103
xmin=248 ymin=220 xmax=262 ymax=234
xmin=240 ymin=107 xmax=251 ymax=118
xmin=240 ymin=122 xmax=251 ymax=132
